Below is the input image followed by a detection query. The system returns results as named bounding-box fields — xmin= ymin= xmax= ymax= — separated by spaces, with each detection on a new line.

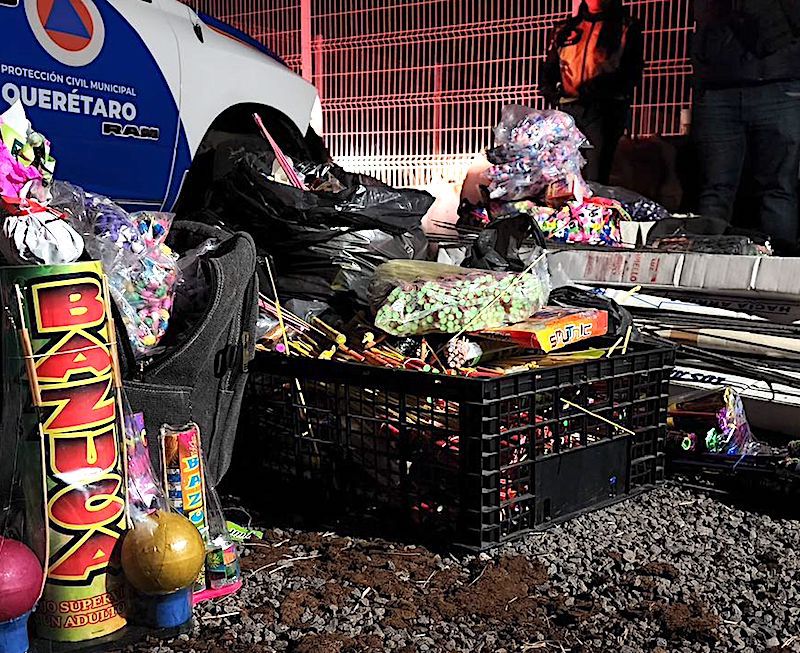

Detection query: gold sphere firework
xmin=121 ymin=511 xmax=205 ymax=595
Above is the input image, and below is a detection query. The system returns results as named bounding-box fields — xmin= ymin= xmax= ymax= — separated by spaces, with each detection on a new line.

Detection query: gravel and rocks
xmin=114 ymin=485 xmax=799 ymax=653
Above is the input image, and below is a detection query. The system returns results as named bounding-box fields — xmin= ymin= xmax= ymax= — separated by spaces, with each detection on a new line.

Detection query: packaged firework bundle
xmin=475 ymin=307 xmax=609 ymax=353
xmin=492 ymin=196 xmax=630 ymax=247
xmin=667 ymin=388 xmax=758 ymax=457
xmin=160 ymin=423 xmax=241 ymax=600
xmin=487 ymin=106 xmax=590 ymax=202
xmin=370 ymin=259 xmax=550 ymax=337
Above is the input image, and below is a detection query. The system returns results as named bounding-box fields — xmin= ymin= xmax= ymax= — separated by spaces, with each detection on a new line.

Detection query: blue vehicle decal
xmin=1 ymin=0 xmax=183 ymax=208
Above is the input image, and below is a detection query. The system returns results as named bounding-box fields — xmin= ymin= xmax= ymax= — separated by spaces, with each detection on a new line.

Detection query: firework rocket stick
xmin=263 ymin=258 xmax=317 ymax=443
xmin=621 ymin=326 xmax=633 ymax=356
xmin=311 ymin=317 xmax=347 ymax=345
xmin=562 ymin=399 xmax=634 ymax=436
xmin=15 ymin=286 xmax=41 ymax=405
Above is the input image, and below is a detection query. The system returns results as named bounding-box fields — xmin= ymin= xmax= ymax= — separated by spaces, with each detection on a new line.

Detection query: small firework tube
xmin=161 ymin=423 xmax=209 ymax=591
xmin=205 ymin=536 xmax=241 ymax=590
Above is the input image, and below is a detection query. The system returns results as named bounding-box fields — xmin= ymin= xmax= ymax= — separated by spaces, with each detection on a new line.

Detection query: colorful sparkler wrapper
xmin=0 ymin=261 xmax=127 ymax=642
xmin=668 ymin=387 xmax=757 ymax=456
xmin=160 ymin=423 xmax=209 ymax=592
xmin=205 ymin=537 xmax=240 ymax=590
xmin=475 ymin=308 xmax=609 ymax=353
xmin=493 ymin=197 xmax=629 ymax=247
xmin=124 ymin=413 xmax=163 ymax=519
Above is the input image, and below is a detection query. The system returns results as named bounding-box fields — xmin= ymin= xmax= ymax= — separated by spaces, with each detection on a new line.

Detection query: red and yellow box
xmin=476 ymin=307 xmax=609 ymax=353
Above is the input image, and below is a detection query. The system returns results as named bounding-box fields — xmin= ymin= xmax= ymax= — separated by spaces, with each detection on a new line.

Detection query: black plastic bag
xmin=588 ymin=182 xmax=670 ymax=222
xmin=464 ymin=212 xmax=547 ymax=272
xmin=549 ymin=286 xmax=635 ymax=341
xmin=196 ymin=151 xmax=432 ymax=310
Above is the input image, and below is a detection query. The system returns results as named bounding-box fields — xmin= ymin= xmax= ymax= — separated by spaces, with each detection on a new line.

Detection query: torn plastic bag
xmin=465 ymin=213 xmax=547 ymax=272
xmin=0 ymin=196 xmax=83 ymax=265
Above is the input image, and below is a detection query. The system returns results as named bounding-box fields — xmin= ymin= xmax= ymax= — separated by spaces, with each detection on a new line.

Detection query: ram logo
xmin=102 ymin=122 xmax=160 ymax=141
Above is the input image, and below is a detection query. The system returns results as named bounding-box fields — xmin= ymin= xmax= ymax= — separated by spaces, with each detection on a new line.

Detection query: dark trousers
xmin=562 ymin=101 xmax=629 ymax=185
xmin=693 ymin=81 xmax=800 ymax=245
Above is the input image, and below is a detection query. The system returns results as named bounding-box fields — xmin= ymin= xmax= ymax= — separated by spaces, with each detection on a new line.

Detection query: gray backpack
xmin=118 ymin=221 xmax=258 ymax=482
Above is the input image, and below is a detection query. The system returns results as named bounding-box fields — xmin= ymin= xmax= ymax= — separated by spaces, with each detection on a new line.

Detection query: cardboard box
xmin=548 ymin=249 xmax=800 ymax=301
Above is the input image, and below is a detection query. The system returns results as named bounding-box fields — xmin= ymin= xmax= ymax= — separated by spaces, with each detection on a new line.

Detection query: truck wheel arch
xmin=175 ymin=102 xmax=323 ymax=214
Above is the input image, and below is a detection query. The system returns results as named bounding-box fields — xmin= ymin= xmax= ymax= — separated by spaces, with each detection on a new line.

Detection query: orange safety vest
xmin=556 ymin=17 xmax=632 ymax=100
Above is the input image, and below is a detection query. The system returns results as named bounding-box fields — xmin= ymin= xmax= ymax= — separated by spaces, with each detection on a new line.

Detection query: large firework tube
xmin=1 ymin=262 xmax=128 ymax=642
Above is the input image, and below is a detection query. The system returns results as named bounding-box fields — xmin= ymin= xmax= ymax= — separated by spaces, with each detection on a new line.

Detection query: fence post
xmin=301 ymin=0 xmax=312 ymax=82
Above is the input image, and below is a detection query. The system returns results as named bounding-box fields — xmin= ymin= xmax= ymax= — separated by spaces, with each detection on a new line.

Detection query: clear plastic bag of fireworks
xmin=370 ymin=259 xmax=551 ymax=337
xmin=487 ymin=106 xmax=590 ymax=202
xmin=80 ymin=198 xmax=181 ymax=358
xmin=160 ymin=423 xmax=241 ymax=598
xmin=122 ymin=402 xmax=168 ymax=522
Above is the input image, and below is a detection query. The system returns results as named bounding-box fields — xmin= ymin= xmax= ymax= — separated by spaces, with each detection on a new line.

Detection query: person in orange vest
xmin=539 ymin=0 xmax=644 ymax=184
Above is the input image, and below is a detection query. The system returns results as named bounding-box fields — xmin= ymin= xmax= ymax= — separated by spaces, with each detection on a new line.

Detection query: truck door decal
xmin=2 ymin=0 xmax=181 ymax=206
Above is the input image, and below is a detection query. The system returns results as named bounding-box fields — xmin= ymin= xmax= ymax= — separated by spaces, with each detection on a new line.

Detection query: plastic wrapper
xmin=494 ymin=197 xmax=630 ymax=247
xmin=124 ymin=410 xmax=167 ymax=520
xmin=49 ymin=181 xmax=89 ymax=226
xmin=0 ymin=140 xmax=42 ymax=198
xmin=487 ymin=106 xmax=591 ymax=202
xmin=0 ymin=196 xmax=84 ymax=265
xmin=371 ymin=260 xmax=551 ymax=336
xmin=668 ymin=388 xmax=758 ymax=456
xmin=167 ymin=237 xmax=220 ymax=340
xmin=160 ymin=423 xmax=241 ymax=597
xmin=1 ymin=102 xmax=56 ymax=196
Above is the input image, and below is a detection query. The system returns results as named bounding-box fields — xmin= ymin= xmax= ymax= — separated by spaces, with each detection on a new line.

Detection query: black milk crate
xmin=236 ymin=340 xmax=674 ymax=551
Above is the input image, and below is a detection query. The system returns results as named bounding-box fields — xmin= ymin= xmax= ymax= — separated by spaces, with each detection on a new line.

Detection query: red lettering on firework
xmin=36 ymin=333 xmax=112 ymax=383
xmin=41 ymin=375 xmax=115 ymax=433
xmin=29 ymin=273 xmax=125 ymax=586
xmin=33 ymin=280 xmax=106 ymax=332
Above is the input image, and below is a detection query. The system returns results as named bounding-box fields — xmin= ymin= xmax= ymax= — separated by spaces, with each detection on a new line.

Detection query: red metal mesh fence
xmin=184 ymin=0 xmax=693 ymax=188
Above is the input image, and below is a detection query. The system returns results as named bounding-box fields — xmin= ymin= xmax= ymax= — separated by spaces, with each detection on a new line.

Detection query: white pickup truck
xmin=2 ymin=0 xmax=320 ymax=210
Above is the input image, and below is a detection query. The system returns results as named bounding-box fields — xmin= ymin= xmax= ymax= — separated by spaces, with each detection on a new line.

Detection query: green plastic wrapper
xmin=370 ymin=260 xmax=550 ymax=336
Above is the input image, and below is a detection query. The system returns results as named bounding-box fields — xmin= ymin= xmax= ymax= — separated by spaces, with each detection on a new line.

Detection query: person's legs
xmin=596 ymin=101 xmax=629 ymax=185
xmin=692 ymin=87 xmax=747 ymax=223
xmin=562 ymin=103 xmax=604 ymax=182
xmin=745 ymin=81 xmax=800 ymax=246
